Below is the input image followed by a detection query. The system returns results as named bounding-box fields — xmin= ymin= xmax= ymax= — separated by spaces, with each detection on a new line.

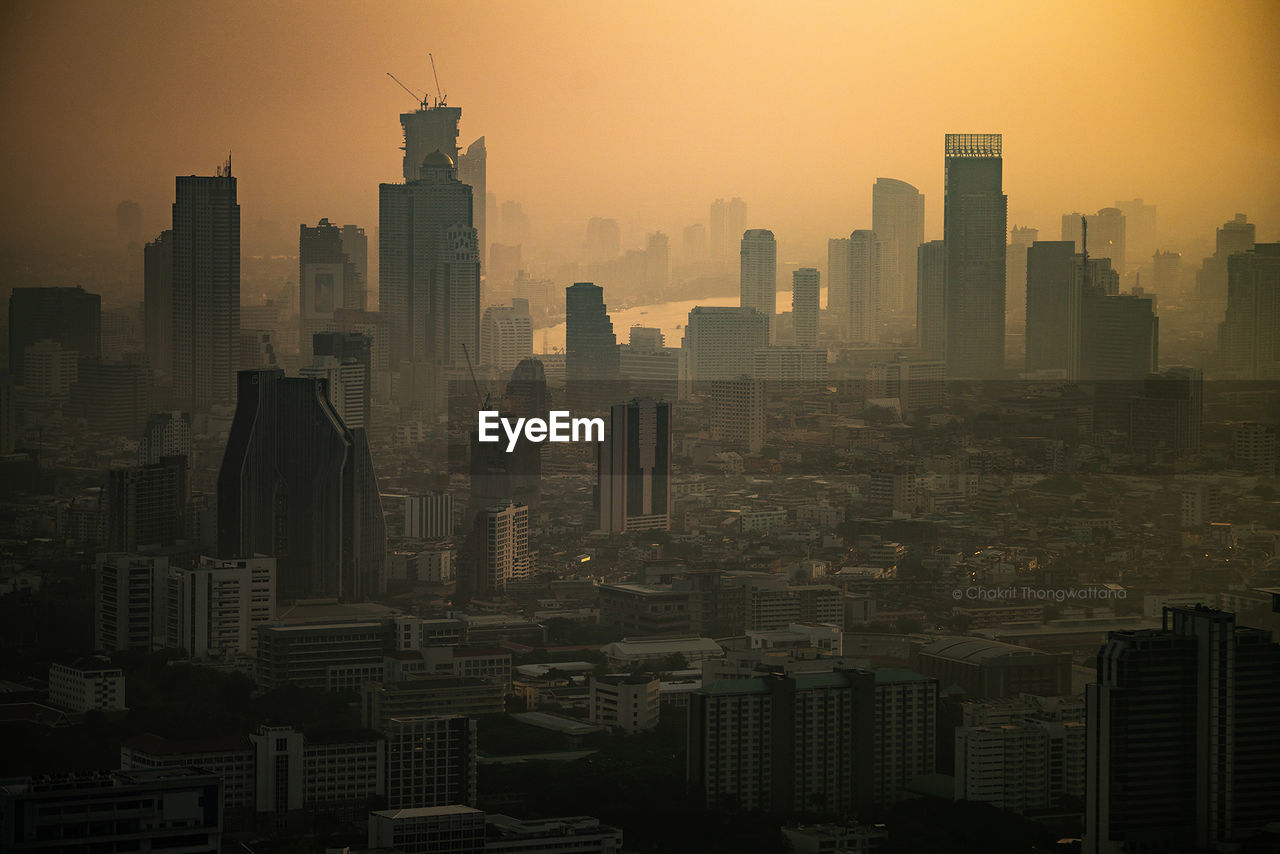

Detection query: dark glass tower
xmin=1025 ymin=241 xmax=1080 ymax=375
xmin=565 ymin=282 xmax=621 ymax=411
xmin=943 ymin=134 xmax=1007 ymax=379
xmin=596 ymin=397 xmax=672 ymax=533
xmin=217 ymin=369 xmax=385 ymax=602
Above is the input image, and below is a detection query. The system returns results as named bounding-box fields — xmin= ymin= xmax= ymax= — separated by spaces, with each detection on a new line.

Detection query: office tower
xmin=466 ymin=502 xmax=530 ymax=599
xmin=646 ymin=231 xmax=670 ymax=290
xmin=1084 ymin=607 xmax=1280 ymax=853
xmin=872 ymin=178 xmax=926 ymax=316
xmin=300 ymin=218 xmax=363 ymax=363
xmin=217 ymin=369 xmax=385 ymax=602
xmin=1064 ymin=208 xmax=1127 ymax=276
xmin=584 ymin=216 xmax=621 ymax=264
xmin=827 ymin=237 xmax=851 ymax=323
xmin=710 ymin=197 xmax=747 ymax=265
xmin=144 ymin=231 xmax=174 ymax=376
xmin=1115 ymin=198 xmax=1156 ymax=263
xmin=943 ymin=133 xmax=1008 ymax=379
xmin=7 ymin=286 xmax=100 ymax=378
xmin=0 ymin=769 xmax=222 ymax=854
xmin=681 ymin=306 xmax=770 ymax=383
xmin=1218 ymin=244 xmax=1280 ymax=379
xmin=384 ymin=715 xmax=478 ymax=809
xmin=688 ymin=669 xmax=936 ymax=815
xmin=1197 ymin=214 xmax=1255 ymax=318
xmin=105 ymin=456 xmax=188 ymax=552
xmin=1152 ymin=250 xmax=1181 ymax=301
xmin=94 ymin=553 xmax=168 ymax=652
xmin=739 ymin=229 xmax=777 ymax=338
xmin=170 ymin=164 xmax=240 ymax=411
xmin=1025 ymin=241 xmax=1081 ymax=376
xmin=710 ymin=376 xmax=765 ymax=453
xmin=138 ymin=411 xmax=191 ymax=466
xmin=456 ymin=136 xmax=486 ymax=263
xmin=683 ymin=223 xmax=707 ymax=263
xmin=792 ymin=268 xmax=819 ymax=348
xmin=1128 ymin=366 xmax=1203 ymax=457
xmin=380 ymin=150 xmax=480 ymax=369
xmin=1006 ymin=225 xmax=1038 ymax=326
xmin=1081 ymin=287 xmax=1158 ymax=428
xmin=308 ymin=330 xmax=372 ymax=428
xmin=597 ymin=397 xmax=672 ymax=533
xmin=565 ymin=282 xmax=621 ymax=409
xmin=847 ymin=230 xmax=881 ymax=344
xmin=916 ymin=240 xmax=947 ymax=357
xmin=71 ymin=355 xmax=150 ymax=436
xmin=158 ymin=556 xmax=276 ymax=658
xmin=401 ymin=102 xmax=461 ymax=181
xmin=480 ymin=300 xmax=533 ymax=374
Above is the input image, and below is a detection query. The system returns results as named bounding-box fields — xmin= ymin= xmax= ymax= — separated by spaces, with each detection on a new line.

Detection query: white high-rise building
xmin=475 ymin=502 xmax=530 ymax=594
xmin=792 ymin=268 xmax=820 ymax=349
xmin=848 ymin=231 xmax=882 ymax=344
xmin=872 ymin=178 xmax=925 ymax=316
xmin=740 ymin=230 xmax=777 ymax=340
xmin=300 ymin=356 xmax=368 ymax=429
xmin=159 ymin=556 xmax=276 ymax=659
xmin=710 ymin=376 xmax=765 ymax=453
xmin=480 ymin=299 xmax=533 ymax=375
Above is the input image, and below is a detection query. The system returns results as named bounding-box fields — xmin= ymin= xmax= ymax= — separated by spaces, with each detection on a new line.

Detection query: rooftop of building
xmin=511 ymin=712 xmax=606 ymax=736
xmin=371 ymin=804 xmax=482 ymax=820
xmin=919 ymin=636 xmax=1060 ymax=662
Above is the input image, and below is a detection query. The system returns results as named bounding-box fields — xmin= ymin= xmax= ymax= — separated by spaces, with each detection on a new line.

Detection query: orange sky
xmin=2 ymin=0 xmax=1278 ymax=262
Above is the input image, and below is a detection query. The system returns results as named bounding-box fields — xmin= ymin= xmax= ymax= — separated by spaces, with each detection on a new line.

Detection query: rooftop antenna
xmin=386 ymin=72 xmax=429 ymax=111
xmin=429 ymin=53 xmax=445 ymax=107
xmin=217 ymin=152 xmax=232 ymax=178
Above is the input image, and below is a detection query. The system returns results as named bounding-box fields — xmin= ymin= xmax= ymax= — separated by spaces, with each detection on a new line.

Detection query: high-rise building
xmin=1196 ymin=213 xmax=1255 ymax=318
xmin=645 ymin=231 xmax=670 ymax=291
xmin=683 ymin=223 xmax=707 ymax=264
xmin=872 ymin=178 xmax=925 ymax=316
xmin=584 ymin=217 xmax=621 ymax=265
xmin=710 ymin=197 xmax=747 ymax=266
xmin=401 ymin=102 xmax=461 ymax=181
xmin=380 ymin=150 xmax=480 ymax=369
xmin=597 ymin=397 xmax=672 ymax=533
xmin=944 ymin=133 xmax=1007 ymax=379
xmin=1115 ymin=198 xmax=1156 ymax=265
xmin=481 ymin=300 xmax=533 ymax=375
xmin=1084 ymin=607 xmax=1280 ymax=853
xmin=300 ymin=218 xmax=364 ymax=364
xmin=1152 ymin=249 xmax=1181 ymax=302
xmin=171 ymin=165 xmax=240 ymax=412
xmin=384 ymin=715 xmax=478 ymax=810
xmin=1233 ymin=422 xmax=1278 ymax=474
xmin=217 ymin=369 xmax=385 ymax=602
xmin=305 ymin=331 xmax=372 ymax=429
xmin=1128 ymin=366 xmax=1203 ymax=458
xmin=740 ymin=229 xmax=777 ymax=339
xmin=680 ymin=306 xmax=770 ymax=385
xmin=71 ymin=355 xmax=150 ymax=436
xmin=565 ymin=282 xmax=621 ymax=410
xmin=847 ymin=230 xmax=881 ymax=344
xmin=1063 ymin=208 xmax=1126 ymax=276
xmin=0 ymin=375 xmax=15 ymax=454
xmin=456 ymin=136 xmax=486 ymax=263
xmin=144 ymin=232 xmax=174 ymax=376
xmin=465 ymin=502 xmax=530 ymax=599
xmin=1006 ymin=225 xmax=1038 ymax=328
xmin=158 ymin=556 xmax=276 ymax=658
xmin=827 ymin=236 xmax=851 ymax=324
xmin=917 ymin=240 xmax=947 ymax=357
xmin=710 ymin=376 xmax=765 ymax=453
xmin=1025 ymin=241 xmax=1081 ymax=376
xmin=1081 ymin=290 xmax=1158 ymax=430
xmin=137 ymin=411 xmax=192 ymax=466
xmin=94 ymin=553 xmax=168 ymax=652
xmin=340 ymin=224 xmax=368 ymax=302
xmin=1218 ymin=244 xmax=1280 ymax=379
xmin=792 ymin=268 xmax=820 ymax=349
xmin=105 ymin=456 xmax=188 ymax=552
xmin=7 ymin=286 xmax=100 ymax=379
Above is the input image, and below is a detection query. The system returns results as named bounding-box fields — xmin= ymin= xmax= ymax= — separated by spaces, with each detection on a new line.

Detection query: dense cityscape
xmin=1 ymin=3 xmax=1279 ymax=853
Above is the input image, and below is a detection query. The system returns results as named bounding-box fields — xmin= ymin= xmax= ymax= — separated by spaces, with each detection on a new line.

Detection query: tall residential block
xmin=681 ymin=306 xmax=770 ymax=383
xmin=872 ymin=178 xmax=925 ymax=316
xmin=792 ymin=267 xmax=820 ymax=349
xmin=740 ymin=229 xmax=777 ymax=339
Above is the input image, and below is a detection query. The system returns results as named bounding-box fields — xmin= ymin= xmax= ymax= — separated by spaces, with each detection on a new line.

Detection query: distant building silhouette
xmin=217 ymin=369 xmax=385 ymax=602
xmin=1006 ymin=225 xmax=1038 ymax=328
xmin=597 ymin=397 xmax=672 ymax=533
xmin=1218 ymin=243 xmax=1280 ymax=379
xmin=740 ymin=229 xmax=777 ymax=340
xmin=1196 ymin=213 xmax=1254 ymax=319
xmin=792 ymin=268 xmax=820 ymax=349
xmin=138 ymin=411 xmax=192 ymax=466
xmin=1115 ymin=198 xmax=1156 ymax=264
xmin=300 ymin=218 xmax=364 ymax=364
xmin=1129 ymin=366 xmax=1203 ymax=458
xmin=105 ymin=456 xmax=188 ymax=552
xmin=457 ymin=136 xmax=487 ymax=264
xmin=916 ymin=240 xmax=947 ymax=357
xmin=847 ymin=230 xmax=882 ymax=345
xmin=710 ymin=197 xmax=746 ymax=267
xmin=872 ymin=178 xmax=925 ymax=316
xmin=1025 ymin=241 xmax=1080 ymax=376
xmin=143 ymin=233 xmax=174 ymax=376
xmin=944 ymin=133 xmax=1007 ymax=379
xmin=7 ymin=286 xmax=100 ymax=379
xmin=480 ymin=300 xmax=533 ymax=375
xmin=565 ymin=282 xmax=620 ymax=410
xmin=1063 ymin=208 xmax=1126 ymax=276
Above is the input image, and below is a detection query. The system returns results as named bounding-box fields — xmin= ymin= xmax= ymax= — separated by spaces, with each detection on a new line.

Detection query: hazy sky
xmin=2 ymin=0 xmax=1278 ymax=262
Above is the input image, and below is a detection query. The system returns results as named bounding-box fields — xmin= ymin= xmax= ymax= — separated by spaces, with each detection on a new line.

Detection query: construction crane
xmin=461 ymin=343 xmax=491 ymax=410
xmin=429 ymin=53 xmax=445 ymax=106
xmin=386 ymin=71 xmax=428 ymax=111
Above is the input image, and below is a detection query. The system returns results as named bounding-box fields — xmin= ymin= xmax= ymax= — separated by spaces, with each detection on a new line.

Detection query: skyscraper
xmin=300 ymin=218 xmax=363 ymax=364
xmin=480 ymin=300 xmax=533 ymax=375
xmin=1006 ymin=225 xmax=1038 ymax=328
xmin=917 ymin=240 xmax=946 ymax=357
xmin=1063 ymin=208 xmax=1126 ymax=277
xmin=380 ymin=151 xmax=480 ymax=369
xmin=847 ymin=230 xmax=881 ymax=344
xmin=710 ymin=197 xmax=747 ymax=266
xmin=792 ymin=268 xmax=819 ymax=349
xmin=7 ymin=286 xmax=101 ymax=379
xmin=1115 ymin=198 xmax=1156 ymax=264
xmin=943 ymin=134 xmax=1007 ymax=379
xmin=872 ymin=178 xmax=925 ymax=316
xmin=584 ymin=217 xmax=621 ymax=265
xmin=1197 ymin=214 xmax=1255 ymax=318
xmin=1152 ymin=250 xmax=1181 ymax=302
xmin=217 ymin=369 xmax=385 ymax=602
xmin=565 ymin=282 xmax=620 ymax=410
xmin=144 ymin=233 xmax=174 ymax=376
xmin=1025 ymin=241 xmax=1081 ymax=376
xmin=680 ymin=306 xmax=770 ymax=383
xmin=171 ymin=163 xmax=240 ymax=411
xmin=597 ymin=397 xmax=672 ymax=533
xmin=740 ymin=230 xmax=777 ymax=339
xmin=456 ymin=136 xmax=486 ymax=264
xmin=1084 ymin=607 xmax=1280 ymax=853
xmin=828 ymin=237 xmax=851 ymax=325
xmin=1218 ymin=243 xmax=1280 ymax=379
xmin=401 ymin=102 xmax=462 ymax=181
